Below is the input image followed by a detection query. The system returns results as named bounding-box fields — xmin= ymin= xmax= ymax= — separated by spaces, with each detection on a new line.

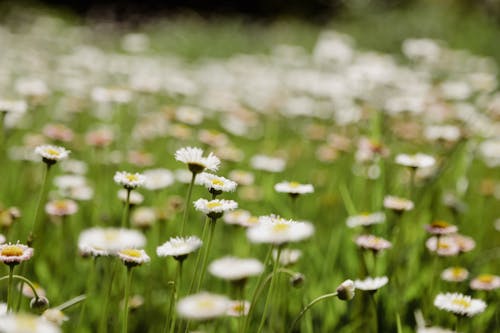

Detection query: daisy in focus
xmin=175 ymin=147 xmax=220 ymax=174
xmin=34 ymin=145 xmax=70 ymax=166
xmin=0 ymin=243 xmax=34 ymax=266
xmin=196 ymin=172 xmax=238 ymax=196
xmin=434 ymin=292 xmax=486 ymax=317
xmin=194 ymin=199 xmax=238 ymax=219
xmin=156 ymin=236 xmax=202 ymax=261
xmin=114 ymin=171 xmax=146 ymax=190
xmin=118 ymin=248 xmax=150 ymax=268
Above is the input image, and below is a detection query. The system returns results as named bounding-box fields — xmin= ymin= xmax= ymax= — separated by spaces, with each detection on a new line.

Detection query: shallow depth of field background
xmin=0 ymin=0 xmax=499 ymax=332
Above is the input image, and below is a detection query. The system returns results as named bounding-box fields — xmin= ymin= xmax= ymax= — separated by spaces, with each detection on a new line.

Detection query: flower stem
xmin=121 ymin=189 xmax=131 ymax=228
xmin=168 ymin=260 xmax=183 ymax=333
xmin=7 ymin=265 xmax=15 ymax=312
xmin=370 ymin=293 xmax=379 ymax=333
xmin=257 ymin=246 xmax=282 ymax=333
xmin=288 ymin=292 xmax=338 ymax=332
xmin=29 ymin=163 xmax=51 ymax=246
xmin=56 ymin=295 xmax=86 ymax=311
xmin=180 ymin=173 xmax=196 ymax=236
xmin=187 ymin=216 xmax=209 ymax=294
xmin=196 ymin=218 xmax=216 ymax=291
xmin=122 ymin=267 xmax=133 ymax=333
xmin=99 ymin=260 xmax=117 ymax=333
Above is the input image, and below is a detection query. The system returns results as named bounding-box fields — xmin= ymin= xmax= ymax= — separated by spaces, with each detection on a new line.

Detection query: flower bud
xmin=30 ymin=296 xmax=50 ymax=313
xmin=336 ymin=279 xmax=355 ymax=301
xmin=290 ymin=273 xmax=305 ymax=288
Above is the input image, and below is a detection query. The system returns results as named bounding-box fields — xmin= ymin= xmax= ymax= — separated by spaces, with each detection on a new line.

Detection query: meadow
xmin=0 ymin=3 xmax=499 ymax=333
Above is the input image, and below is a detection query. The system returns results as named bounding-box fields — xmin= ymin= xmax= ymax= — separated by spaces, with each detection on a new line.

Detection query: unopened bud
xmin=290 ymin=273 xmax=305 ymax=288
xmin=30 ymin=296 xmax=50 ymax=313
xmin=336 ymin=279 xmax=355 ymax=301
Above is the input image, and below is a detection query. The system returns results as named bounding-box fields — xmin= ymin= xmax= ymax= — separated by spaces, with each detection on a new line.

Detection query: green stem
xmin=7 ymin=265 xmax=15 ymax=312
xmin=56 ymin=295 xmax=86 ymax=311
xmin=168 ymin=261 xmax=183 ymax=333
xmin=121 ymin=189 xmax=131 ymax=228
xmin=29 ymin=163 xmax=51 ymax=245
xmin=77 ymin=258 xmax=97 ymax=332
xmin=0 ymin=274 xmax=40 ymax=300
xmin=196 ymin=218 xmax=216 ymax=292
xmin=288 ymin=292 xmax=338 ymax=332
xmin=122 ymin=267 xmax=133 ymax=333
xmin=370 ymin=293 xmax=378 ymax=333
xmin=187 ymin=216 xmax=209 ymax=294
xmin=257 ymin=246 xmax=282 ymax=333
xmin=99 ymin=260 xmax=117 ymax=333
xmin=180 ymin=173 xmax=196 ymax=235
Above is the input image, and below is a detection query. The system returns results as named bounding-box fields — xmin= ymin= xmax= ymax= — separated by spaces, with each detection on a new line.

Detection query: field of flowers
xmin=0 ymin=5 xmax=499 ymax=333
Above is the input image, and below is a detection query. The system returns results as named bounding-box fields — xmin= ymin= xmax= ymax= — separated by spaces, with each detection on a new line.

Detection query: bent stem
xmin=122 ymin=267 xmax=133 ymax=333
xmin=288 ymin=291 xmax=338 ymax=333
xmin=180 ymin=173 xmax=196 ymax=235
xmin=257 ymin=246 xmax=282 ymax=333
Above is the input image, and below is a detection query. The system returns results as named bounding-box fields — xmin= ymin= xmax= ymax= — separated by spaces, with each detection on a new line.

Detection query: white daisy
xmin=175 ymin=147 xmax=220 ymax=174
xmin=209 ymin=256 xmax=264 ymax=281
xmin=395 ymin=153 xmax=436 ymax=169
xmin=228 ymin=170 xmax=255 ymax=186
xmin=383 ymin=195 xmax=414 ymax=212
xmin=131 ymin=207 xmax=157 ymax=229
xmin=346 ymin=212 xmax=385 ymax=228
xmin=354 ymin=276 xmax=388 ymax=291
xmin=0 ymin=313 xmax=61 ymax=333
xmin=156 ymin=236 xmax=202 ymax=260
xmin=177 ymin=292 xmax=230 ymax=321
xmin=434 ymin=292 xmax=487 ymax=317
xmin=34 ymin=145 xmax=70 ymax=165
xmin=250 ymin=154 xmax=286 ymax=173
xmin=0 ymin=99 xmax=27 ymax=113
xmin=246 ymin=215 xmax=314 ymax=245
xmin=42 ymin=308 xmax=69 ymax=326
xmin=113 ymin=171 xmax=146 ymax=190
xmin=441 ymin=267 xmax=469 ymax=282
xmin=45 ymin=199 xmax=78 ymax=217
xmin=273 ymin=248 xmax=302 ymax=266
xmin=196 ymin=172 xmax=237 ymax=194
xmin=336 ymin=279 xmax=356 ymax=301
xmin=194 ymin=199 xmax=238 ymax=219
xmin=78 ymin=227 xmax=146 ymax=257
xmin=223 ymin=209 xmax=252 ymax=227
xmin=426 ymin=236 xmax=460 ymax=256
xmin=274 ymin=181 xmax=314 ymax=196
xmin=226 ymin=300 xmax=250 ymax=317
xmin=143 ymin=168 xmax=174 ymax=191
xmin=470 ymin=274 xmax=500 ymax=291
xmin=117 ymin=248 xmax=150 ymax=267
xmin=0 ymin=234 xmax=5 ymax=244
xmin=0 ymin=243 xmax=34 ymax=266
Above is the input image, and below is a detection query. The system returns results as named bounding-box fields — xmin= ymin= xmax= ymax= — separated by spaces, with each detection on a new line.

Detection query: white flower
xmin=117 ymin=248 xmax=150 ymax=267
xmin=175 ymin=147 xmax=220 ymax=174
xmin=273 ymin=248 xmax=302 ymax=266
xmin=354 ymin=276 xmax=388 ymax=291
xmin=223 ymin=209 xmax=252 ymax=227
xmin=209 ymin=256 xmax=264 ymax=281
xmin=470 ymin=274 xmax=500 ymax=291
xmin=113 ymin=171 xmax=146 ymax=190
xmin=246 ymin=215 xmax=314 ymax=245
xmin=226 ymin=300 xmax=250 ymax=317
xmin=0 ymin=99 xmax=27 ymax=113
xmin=196 ymin=173 xmax=237 ymax=194
xmin=78 ymin=227 xmax=146 ymax=257
xmin=441 ymin=267 xmax=469 ymax=282
xmin=45 ymin=199 xmax=78 ymax=217
xmin=346 ymin=212 xmax=385 ymax=228
xmin=177 ymin=292 xmax=230 ymax=321
xmin=157 ymin=236 xmax=202 ymax=259
xmin=34 ymin=145 xmax=70 ymax=164
xmin=424 ymin=125 xmax=461 ymax=142
xmin=228 ymin=170 xmax=255 ymax=186
xmin=395 ymin=153 xmax=436 ymax=169
xmin=250 ymin=154 xmax=286 ymax=173
xmin=274 ymin=181 xmax=314 ymax=195
xmin=131 ymin=207 xmax=157 ymax=229
xmin=0 ymin=243 xmax=34 ymax=266
xmin=434 ymin=292 xmax=487 ymax=317
xmin=336 ymin=279 xmax=355 ymax=301
xmin=417 ymin=327 xmax=456 ymax=333
xmin=383 ymin=196 xmax=414 ymax=212
xmin=194 ymin=199 xmax=238 ymax=219
xmin=0 ymin=313 xmax=61 ymax=333
xmin=42 ymin=308 xmax=69 ymax=326
xmin=143 ymin=169 xmax=174 ymax=190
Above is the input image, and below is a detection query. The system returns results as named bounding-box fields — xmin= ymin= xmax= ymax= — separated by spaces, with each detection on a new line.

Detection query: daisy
xmin=336 ymin=279 xmax=356 ymax=301
xmin=228 ymin=170 xmax=255 ymax=186
xmin=223 ymin=209 xmax=252 ymax=227
xmin=346 ymin=212 xmax=385 ymax=228
xmin=42 ymin=124 xmax=74 ymax=143
xmin=354 ymin=276 xmax=388 ymax=291
xmin=226 ymin=300 xmax=250 ymax=317
xmin=175 ymin=147 xmax=220 ymax=174
xmin=85 ymin=128 xmax=114 ymax=148
xmin=42 ymin=308 xmax=69 ymax=326
xmin=209 ymin=256 xmax=264 ymax=282
xmin=470 ymin=274 xmax=500 ymax=291
xmin=451 ymin=234 xmax=475 ymax=253
xmin=355 ymin=235 xmax=392 ymax=253
xmin=45 ymin=199 xmax=78 ymax=217
xmin=426 ymin=236 xmax=460 ymax=256
xmin=246 ymin=215 xmax=314 ymax=245
xmin=273 ymin=248 xmax=302 ymax=266
xmin=0 ymin=313 xmax=61 ymax=333
xmin=177 ymin=292 xmax=230 ymax=321
xmin=274 ymin=181 xmax=314 ymax=197
xmin=434 ymin=292 xmax=486 ymax=317
xmin=0 ymin=243 xmax=34 ymax=266
xmin=34 ymin=145 xmax=70 ymax=165
xmin=117 ymin=248 xmax=150 ymax=268
xmin=383 ymin=195 xmax=414 ymax=212
xmin=131 ymin=207 xmax=156 ymax=230
xmin=194 ymin=199 xmax=238 ymax=219
xmin=113 ymin=171 xmax=146 ymax=190
xmin=0 ymin=99 xmax=27 ymax=114
xmin=196 ymin=172 xmax=237 ymax=195
xmin=395 ymin=153 xmax=436 ymax=169
xmin=425 ymin=221 xmax=458 ymax=235
xmin=143 ymin=168 xmax=174 ymax=190
xmin=250 ymin=154 xmax=286 ymax=173
xmin=156 ymin=236 xmax=202 ymax=261
xmin=441 ymin=267 xmax=469 ymax=282
xmin=78 ymin=227 xmax=146 ymax=257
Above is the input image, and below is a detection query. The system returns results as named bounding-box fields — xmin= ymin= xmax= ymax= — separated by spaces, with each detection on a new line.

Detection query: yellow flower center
xmin=438 ymin=242 xmax=450 ymax=250
xmin=120 ymin=249 xmax=142 ymax=257
xmin=198 ymin=299 xmax=215 ymax=309
xmin=207 ymin=202 xmax=222 ymax=209
xmin=232 ymin=303 xmax=245 ymax=313
xmin=126 ymin=174 xmax=138 ymax=182
xmin=46 ymin=148 xmax=60 ymax=156
xmin=104 ymin=231 xmax=118 ymax=241
xmin=451 ymin=267 xmax=465 ymax=277
xmin=452 ymin=298 xmax=471 ymax=308
xmin=477 ymin=274 xmax=494 ymax=283
xmin=272 ymin=223 xmax=290 ymax=233
xmin=289 ymin=182 xmax=300 ymax=188
xmin=1 ymin=245 xmax=24 ymax=257
xmin=54 ymin=200 xmax=68 ymax=210
xmin=432 ymin=220 xmax=450 ymax=228
xmin=17 ymin=315 xmax=38 ymax=330
xmin=211 ymin=179 xmax=224 ymax=186
xmin=247 ymin=217 xmax=259 ymax=225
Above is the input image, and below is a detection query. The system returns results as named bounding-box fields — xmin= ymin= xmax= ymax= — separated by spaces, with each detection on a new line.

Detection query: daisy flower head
xmin=441 ymin=267 xmax=469 ymax=282
xmin=34 ymin=145 xmax=70 ymax=166
xmin=250 ymin=154 xmax=286 ymax=173
xmin=434 ymin=292 xmax=486 ymax=317
xmin=0 ymin=243 xmax=34 ymax=266
xmin=42 ymin=308 xmax=69 ymax=326
xmin=383 ymin=195 xmax=414 ymax=212
xmin=274 ymin=181 xmax=314 ymax=197
xmin=223 ymin=209 xmax=252 ymax=227
xmin=228 ymin=170 xmax=255 ymax=186
xmin=355 ymin=235 xmax=392 ymax=253
xmin=142 ymin=168 xmax=174 ymax=191
xmin=354 ymin=276 xmax=388 ymax=291
xmin=157 ymin=236 xmax=202 ymax=261
xmin=247 ymin=215 xmax=314 ymax=245
xmin=175 ymin=147 xmax=220 ymax=174
xmin=226 ymin=300 xmax=250 ymax=317
xmin=118 ymin=248 xmax=150 ymax=268
xmin=451 ymin=234 xmax=475 ymax=253
xmin=177 ymin=292 xmax=230 ymax=321
xmin=78 ymin=227 xmax=146 ymax=257
xmin=346 ymin=212 xmax=385 ymax=228
xmin=194 ymin=199 xmax=238 ymax=219
xmin=395 ymin=153 xmax=436 ymax=169
xmin=196 ymin=172 xmax=238 ymax=195
xmin=0 ymin=313 xmax=61 ymax=333
xmin=131 ymin=207 xmax=157 ymax=230
xmin=45 ymin=199 xmax=78 ymax=217
xmin=114 ymin=171 xmax=146 ymax=190
xmin=426 ymin=236 xmax=460 ymax=256
xmin=425 ymin=221 xmax=458 ymax=235
xmin=273 ymin=248 xmax=302 ymax=266
xmin=209 ymin=256 xmax=264 ymax=282
xmin=470 ymin=274 xmax=500 ymax=291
